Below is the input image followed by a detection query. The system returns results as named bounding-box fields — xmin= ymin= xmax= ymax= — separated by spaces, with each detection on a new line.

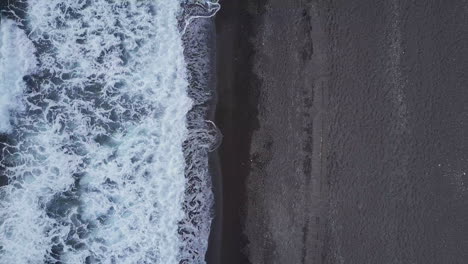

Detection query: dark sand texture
xmin=214 ymin=1 xmax=259 ymax=263
xmin=213 ymin=0 xmax=468 ymax=263
xmin=240 ymin=1 xmax=328 ymax=264
xmin=323 ymin=1 xmax=468 ymax=263
xmin=214 ymin=0 xmax=329 ymax=263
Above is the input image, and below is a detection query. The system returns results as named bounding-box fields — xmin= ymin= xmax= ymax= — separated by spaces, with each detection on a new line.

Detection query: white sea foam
xmin=0 ymin=1 xmax=218 ymax=263
xmin=0 ymin=19 xmax=37 ymax=133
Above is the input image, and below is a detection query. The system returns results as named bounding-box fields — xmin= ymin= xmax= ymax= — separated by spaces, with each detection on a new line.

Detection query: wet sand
xmin=211 ymin=1 xmax=259 ymax=263
xmin=211 ymin=0 xmax=468 ymax=263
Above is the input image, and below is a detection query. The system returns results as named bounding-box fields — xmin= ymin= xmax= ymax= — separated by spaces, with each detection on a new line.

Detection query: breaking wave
xmin=0 ymin=1 xmax=219 ymax=263
xmin=0 ymin=19 xmax=37 ymax=133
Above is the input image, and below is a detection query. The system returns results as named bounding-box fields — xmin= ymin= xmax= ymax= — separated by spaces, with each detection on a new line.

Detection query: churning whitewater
xmin=0 ymin=1 xmax=219 ymax=263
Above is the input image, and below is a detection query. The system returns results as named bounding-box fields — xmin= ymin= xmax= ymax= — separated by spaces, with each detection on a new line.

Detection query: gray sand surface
xmin=243 ymin=1 xmax=328 ymax=264
xmin=213 ymin=0 xmax=468 ymax=263
xmin=323 ymin=1 xmax=468 ymax=263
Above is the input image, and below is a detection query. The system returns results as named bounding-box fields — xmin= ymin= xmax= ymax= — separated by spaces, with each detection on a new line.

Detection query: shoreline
xmin=208 ymin=0 xmax=328 ymax=263
xmin=205 ymin=15 xmax=223 ymax=264
xmin=180 ymin=14 xmax=221 ymax=263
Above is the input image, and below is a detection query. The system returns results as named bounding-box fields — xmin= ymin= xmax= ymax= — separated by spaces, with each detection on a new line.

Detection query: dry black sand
xmin=323 ymin=1 xmax=468 ymax=263
xmin=210 ymin=0 xmax=468 ymax=263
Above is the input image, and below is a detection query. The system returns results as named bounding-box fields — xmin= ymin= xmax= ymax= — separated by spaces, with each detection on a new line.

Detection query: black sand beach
xmin=212 ymin=0 xmax=468 ymax=263
xmin=213 ymin=0 xmax=328 ymax=263
xmin=323 ymin=1 xmax=468 ymax=263
xmin=212 ymin=1 xmax=258 ymax=263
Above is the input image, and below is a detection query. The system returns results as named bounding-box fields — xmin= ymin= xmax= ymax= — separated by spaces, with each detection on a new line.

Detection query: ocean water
xmin=0 ymin=1 xmax=219 ymax=263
